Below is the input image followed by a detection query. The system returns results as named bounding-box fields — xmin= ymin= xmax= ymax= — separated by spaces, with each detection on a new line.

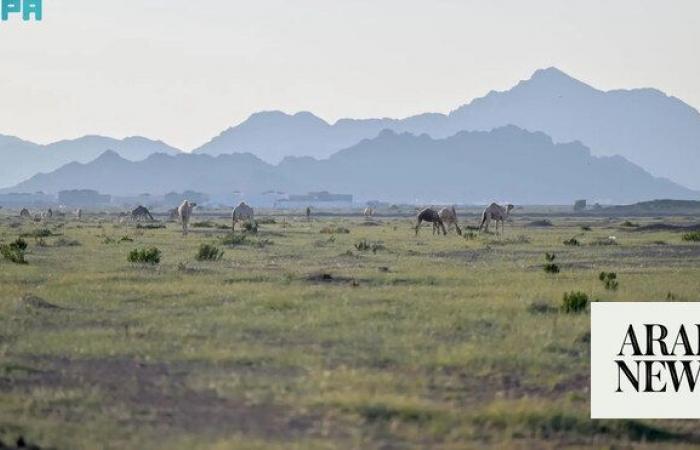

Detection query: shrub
xmin=463 ymin=231 xmax=477 ymax=240
xmin=544 ymin=263 xmax=560 ymax=274
xmin=320 ymin=226 xmax=350 ymax=234
xmin=120 ymin=235 xmax=133 ymax=242
xmin=545 ymin=252 xmax=556 ymax=262
xmin=0 ymin=238 xmax=28 ymax=264
xmin=196 ymin=243 xmax=224 ymax=261
xmin=563 ymin=237 xmax=580 ymax=246
xmin=599 ymin=271 xmax=619 ymax=290
xmin=621 ymin=220 xmax=639 ymax=228
xmin=682 ymin=231 xmax=700 ymax=242
xmin=242 ymin=220 xmax=258 ymax=234
xmin=355 ymin=240 xmax=371 ymax=251
xmin=562 ymin=291 xmax=589 ymax=314
xmin=580 ymin=225 xmax=592 ymax=231
xmin=256 ymin=217 xmax=277 ymax=224
xmin=222 ymin=233 xmax=247 ymax=246
xmin=21 ymin=228 xmax=52 ymax=238
xmin=127 ymin=247 xmax=161 ymax=264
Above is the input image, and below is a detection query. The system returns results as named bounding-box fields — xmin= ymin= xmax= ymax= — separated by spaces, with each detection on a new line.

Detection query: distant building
xmin=275 ymin=191 xmax=353 ymax=209
xmin=58 ymin=189 xmax=111 ymax=207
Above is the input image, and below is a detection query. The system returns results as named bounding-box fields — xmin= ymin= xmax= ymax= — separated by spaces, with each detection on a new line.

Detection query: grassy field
xmin=1 ymin=211 xmax=700 ymax=449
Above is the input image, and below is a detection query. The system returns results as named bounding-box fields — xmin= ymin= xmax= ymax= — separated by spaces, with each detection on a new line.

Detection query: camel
xmin=479 ymin=203 xmax=514 ymax=235
xmin=19 ymin=208 xmax=31 ymax=218
xmin=305 ymin=206 xmax=312 ymax=221
xmin=178 ymin=200 xmax=197 ymax=236
xmin=131 ymin=205 xmax=154 ymax=222
xmin=75 ymin=209 xmax=82 ymax=219
xmin=415 ymin=207 xmax=446 ymax=236
xmin=41 ymin=208 xmax=53 ymax=220
xmin=364 ymin=207 xmax=374 ymax=218
xmin=232 ymin=202 xmax=254 ymax=233
xmin=438 ymin=206 xmax=462 ymax=236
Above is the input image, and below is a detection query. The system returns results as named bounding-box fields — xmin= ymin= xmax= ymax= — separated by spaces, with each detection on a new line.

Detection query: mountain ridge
xmin=6 ymin=126 xmax=694 ymax=205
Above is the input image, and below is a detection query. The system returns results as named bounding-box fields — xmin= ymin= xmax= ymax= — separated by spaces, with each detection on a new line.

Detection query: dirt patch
xmin=305 ymin=272 xmax=358 ymax=285
xmin=526 ymin=220 xmax=553 ymax=227
xmin=20 ymin=294 xmax=64 ymax=311
xmin=1 ymin=357 xmax=316 ymax=439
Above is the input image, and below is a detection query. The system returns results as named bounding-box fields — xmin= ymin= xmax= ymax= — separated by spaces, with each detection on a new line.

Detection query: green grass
xmin=1 ymin=213 xmax=699 ymax=449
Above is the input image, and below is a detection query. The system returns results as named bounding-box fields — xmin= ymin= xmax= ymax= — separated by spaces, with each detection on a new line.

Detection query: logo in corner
xmin=1 ymin=0 xmax=42 ymax=21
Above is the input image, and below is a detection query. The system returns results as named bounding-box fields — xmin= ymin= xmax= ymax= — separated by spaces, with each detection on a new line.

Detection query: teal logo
xmin=1 ymin=0 xmax=42 ymax=21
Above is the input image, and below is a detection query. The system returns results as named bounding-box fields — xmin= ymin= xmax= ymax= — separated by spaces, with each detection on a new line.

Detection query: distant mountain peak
xmin=519 ymin=66 xmax=592 ymax=92
xmin=94 ymin=149 xmax=126 ymax=162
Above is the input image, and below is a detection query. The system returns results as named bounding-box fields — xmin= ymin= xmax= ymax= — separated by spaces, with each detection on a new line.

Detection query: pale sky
xmin=0 ymin=0 xmax=698 ymax=150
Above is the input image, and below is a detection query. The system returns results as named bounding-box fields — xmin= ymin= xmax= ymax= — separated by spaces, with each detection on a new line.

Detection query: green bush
xmin=0 ymin=238 xmax=28 ymax=264
xmin=196 ymin=243 xmax=224 ymax=261
xmin=599 ymin=271 xmax=619 ymax=290
xmin=682 ymin=231 xmax=700 ymax=242
xmin=562 ymin=291 xmax=589 ymax=314
xmin=544 ymin=263 xmax=560 ymax=274
xmin=222 ymin=233 xmax=247 ymax=246
xmin=242 ymin=220 xmax=258 ymax=234
xmin=192 ymin=221 xmax=215 ymax=228
xmin=127 ymin=247 xmax=161 ymax=264
xmin=355 ymin=240 xmax=371 ymax=251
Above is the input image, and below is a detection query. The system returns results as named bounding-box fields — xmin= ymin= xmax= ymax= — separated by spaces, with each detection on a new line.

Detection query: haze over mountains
xmin=194 ymin=68 xmax=700 ymax=190
xmin=8 ymin=127 xmax=694 ymax=204
xmin=2 ymin=67 xmax=699 ymax=203
xmin=0 ymin=135 xmax=180 ymax=188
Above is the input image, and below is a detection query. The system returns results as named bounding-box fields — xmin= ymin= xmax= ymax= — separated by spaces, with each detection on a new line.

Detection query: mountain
xmin=194 ymin=67 xmax=700 ymax=189
xmin=8 ymin=127 xmax=695 ymax=204
xmin=6 ymin=150 xmax=298 ymax=197
xmin=0 ymin=135 xmax=181 ymax=188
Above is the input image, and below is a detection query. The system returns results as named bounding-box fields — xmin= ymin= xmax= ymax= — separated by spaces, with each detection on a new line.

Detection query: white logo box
xmin=592 ymin=302 xmax=700 ymax=419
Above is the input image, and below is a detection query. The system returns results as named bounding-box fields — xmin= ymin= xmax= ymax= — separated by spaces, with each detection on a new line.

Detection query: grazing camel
xmin=178 ymin=200 xmax=197 ymax=236
xmin=438 ymin=206 xmax=462 ymax=236
xmin=479 ymin=203 xmax=514 ymax=235
xmin=415 ymin=207 xmax=446 ymax=236
xmin=19 ymin=208 xmax=31 ymax=218
xmin=364 ymin=207 xmax=374 ymax=218
xmin=232 ymin=202 xmax=254 ymax=232
xmin=131 ymin=205 xmax=154 ymax=222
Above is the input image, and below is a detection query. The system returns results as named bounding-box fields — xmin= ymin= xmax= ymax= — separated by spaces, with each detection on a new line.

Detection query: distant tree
xmin=573 ymin=199 xmax=587 ymax=212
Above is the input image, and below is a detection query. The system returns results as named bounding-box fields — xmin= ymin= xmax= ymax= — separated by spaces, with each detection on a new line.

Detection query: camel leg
xmin=415 ymin=218 xmax=422 ymax=236
xmin=455 ymin=223 xmax=462 ymax=236
xmin=440 ymin=221 xmax=447 ymax=236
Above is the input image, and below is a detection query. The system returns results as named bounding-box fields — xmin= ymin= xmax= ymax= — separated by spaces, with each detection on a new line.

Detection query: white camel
xmin=178 ymin=200 xmax=197 ymax=236
xmin=75 ymin=208 xmax=82 ymax=220
xmin=479 ymin=203 xmax=514 ymax=235
xmin=232 ymin=202 xmax=254 ymax=232
xmin=438 ymin=206 xmax=462 ymax=236
xmin=364 ymin=207 xmax=374 ymax=218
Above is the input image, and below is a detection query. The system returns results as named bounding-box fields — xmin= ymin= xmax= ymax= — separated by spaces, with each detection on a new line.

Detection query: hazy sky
xmin=1 ymin=0 xmax=698 ymax=150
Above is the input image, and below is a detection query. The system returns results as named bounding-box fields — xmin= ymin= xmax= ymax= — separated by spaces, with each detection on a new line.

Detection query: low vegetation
xmin=682 ymin=231 xmax=700 ymax=242
xmin=0 ymin=238 xmax=28 ymax=264
xmin=1 ymin=214 xmax=699 ymax=449
xmin=127 ymin=246 xmax=161 ymax=264
xmin=196 ymin=243 xmax=224 ymax=261
xmin=599 ymin=271 xmax=619 ymax=290
xmin=562 ymin=291 xmax=589 ymax=313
